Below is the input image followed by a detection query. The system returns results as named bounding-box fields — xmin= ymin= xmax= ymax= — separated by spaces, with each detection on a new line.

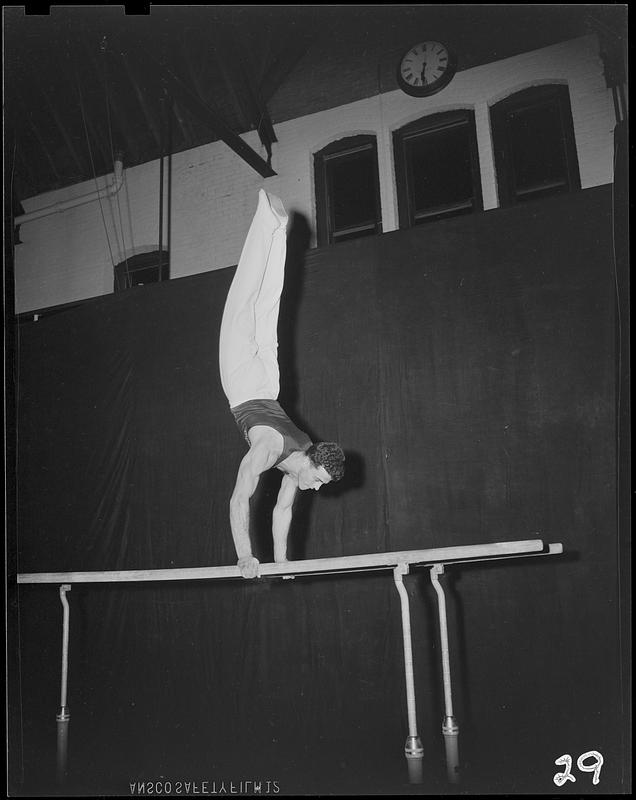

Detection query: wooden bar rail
xmin=16 ymin=539 xmax=562 ymax=584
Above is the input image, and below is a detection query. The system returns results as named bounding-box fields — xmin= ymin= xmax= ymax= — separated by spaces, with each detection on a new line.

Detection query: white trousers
xmin=219 ymin=189 xmax=289 ymax=408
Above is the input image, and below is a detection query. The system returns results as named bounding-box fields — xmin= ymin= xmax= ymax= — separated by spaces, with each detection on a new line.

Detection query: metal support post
xmin=430 ymin=564 xmax=460 ymax=784
xmin=56 ymin=584 xmax=71 ymax=784
xmin=393 ymin=563 xmax=424 ymax=783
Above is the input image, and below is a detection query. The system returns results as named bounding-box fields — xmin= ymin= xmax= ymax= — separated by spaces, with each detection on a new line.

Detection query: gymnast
xmin=219 ymin=189 xmax=345 ymax=579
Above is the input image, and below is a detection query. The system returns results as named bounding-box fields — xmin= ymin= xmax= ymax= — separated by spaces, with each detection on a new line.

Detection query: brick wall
xmin=14 ymin=35 xmax=615 ymax=314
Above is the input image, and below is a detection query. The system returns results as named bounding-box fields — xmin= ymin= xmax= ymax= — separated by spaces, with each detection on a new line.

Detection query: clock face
xmin=397 ymin=41 xmax=457 ymax=97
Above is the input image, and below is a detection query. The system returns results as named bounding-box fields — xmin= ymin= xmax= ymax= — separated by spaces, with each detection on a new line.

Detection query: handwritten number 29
xmin=554 ymin=751 xmax=603 ymax=786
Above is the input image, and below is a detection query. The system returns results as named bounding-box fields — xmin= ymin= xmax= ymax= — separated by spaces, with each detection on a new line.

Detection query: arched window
xmin=393 ymin=110 xmax=482 ymax=228
xmin=490 ymin=85 xmax=581 ymax=206
xmin=114 ymin=250 xmax=169 ymax=292
xmin=314 ymin=135 xmax=382 ymax=246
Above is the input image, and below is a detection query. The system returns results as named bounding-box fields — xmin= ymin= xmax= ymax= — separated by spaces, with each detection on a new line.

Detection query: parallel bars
xmin=17 ymin=538 xmax=563 ymax=786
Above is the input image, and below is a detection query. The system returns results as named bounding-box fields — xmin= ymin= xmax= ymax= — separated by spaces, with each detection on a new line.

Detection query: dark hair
xmin=306 ymin=442 xmax=345 ymax=482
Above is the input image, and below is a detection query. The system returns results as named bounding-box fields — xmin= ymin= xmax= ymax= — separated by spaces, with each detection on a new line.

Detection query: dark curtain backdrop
xmin=11 ymin=185 xmax=624 ymax=794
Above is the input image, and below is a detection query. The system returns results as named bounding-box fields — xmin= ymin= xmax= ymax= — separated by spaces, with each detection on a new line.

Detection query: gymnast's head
xmin=298 ymin=442 xmax=345 ymax=491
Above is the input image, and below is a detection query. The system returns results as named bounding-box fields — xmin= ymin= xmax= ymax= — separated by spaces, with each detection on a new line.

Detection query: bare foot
xmin=262 ymin=189 xmax=288 ymax=227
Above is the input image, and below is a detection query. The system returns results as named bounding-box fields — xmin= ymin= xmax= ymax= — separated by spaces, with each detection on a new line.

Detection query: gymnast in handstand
xmin=219 ymin=189 xmax=345 ymax=579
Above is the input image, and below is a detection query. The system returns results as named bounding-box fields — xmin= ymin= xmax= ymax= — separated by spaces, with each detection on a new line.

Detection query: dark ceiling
xmin=3 ymin=5 xmax=627 ymax=208
xmin=4 ymin=5 xmax=321 ymax=203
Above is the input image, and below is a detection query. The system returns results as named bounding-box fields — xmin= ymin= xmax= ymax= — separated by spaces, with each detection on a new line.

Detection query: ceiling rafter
xmin=80 ymin=105 xmax=114 ymax=176
xmin=4 ymin=7 xmax=320 ymax=198
xmin=257 ymin=32 xmax=318 ymax=105
xmin=209 ymin=22 xmax=277 ymax=162
xmin=130 ymin=42 xmax=276 ymax=178
xmin=125 ymin=50 xmax=186 ymax=160
xmin=118 ymin=51 xmax=163 ymax=152
xmin=176 ymin=32 xmax=218 ymax=145
xmin=80 ymin=38 xmax=138 ymax=164
xmin=15 ymin=92 xmax=62 ymax=184
xmin=180 ymin=32 xmax=209 ymax=105
xmin=209 ymin=36 xmax=255 ymax=133
xmin=26 ymin=61 xmax=87 ymax=177
xmin=60 ymin=36 xmax=115 ymax=177
xmin=170 ymin=98 xmax=196 ymax=150
xmin=12 ymin=134 xmax=40 ymax=199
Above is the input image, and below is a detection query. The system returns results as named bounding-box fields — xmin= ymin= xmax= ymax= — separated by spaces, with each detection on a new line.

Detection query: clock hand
xmin=420 ymin=61 xmax=427 ymax=84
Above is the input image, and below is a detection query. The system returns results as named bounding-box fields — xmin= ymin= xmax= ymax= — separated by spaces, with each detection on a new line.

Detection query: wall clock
xmin=397 ymin=41 xmax=458 ymax=97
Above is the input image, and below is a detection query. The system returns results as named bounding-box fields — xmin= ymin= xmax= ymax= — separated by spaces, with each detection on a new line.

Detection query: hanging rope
xmin=167 ymin=95 xmax=173 ymax=280
xmin=67 ymin=26 xmax=123 ymax=288
xmin=73 ymin=67 xmax=118 ymax=269
xmin=158 ymin=92 xmax=165 ymax=283
xmin=99 ymin=35 xmax=132 ymax=289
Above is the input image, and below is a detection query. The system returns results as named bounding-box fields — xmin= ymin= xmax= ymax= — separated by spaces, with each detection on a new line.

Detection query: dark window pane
xmin=490 ymin=85 xmax=579 ymax=207
xmin=406 ymin=122 xmax=474 ymax=218
xmin=327 ymin=148 xmax=378 ymax=232
xmin=314 ymin=135 xmax=381 ymax=246
xmin=508 ymin=102 xmax=568 ymax=196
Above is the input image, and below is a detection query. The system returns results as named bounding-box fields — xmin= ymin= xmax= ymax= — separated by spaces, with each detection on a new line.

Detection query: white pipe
xmin=430 ymin=565 xmax=454 ymax=717
xmin=15 ymin=159 xmax=124 ymax=225
xmin=393 ymin=562 xmax=424 ymax=784
xmin=56 ymin=584 xmax=71 ymax=784
xmin=393 ymin=564 xmax=419 ymax=739
xmin=430 ymin=564 xmax=460 ymax=784
xmin=58 ymin=584 xmax=71 ymax=714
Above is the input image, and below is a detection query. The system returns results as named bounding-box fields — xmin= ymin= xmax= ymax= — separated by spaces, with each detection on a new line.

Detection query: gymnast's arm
xmin=230 ymin=436 xmax=280 ymax=578
xmin=272 ymin=474 xmax=297 ymax=564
